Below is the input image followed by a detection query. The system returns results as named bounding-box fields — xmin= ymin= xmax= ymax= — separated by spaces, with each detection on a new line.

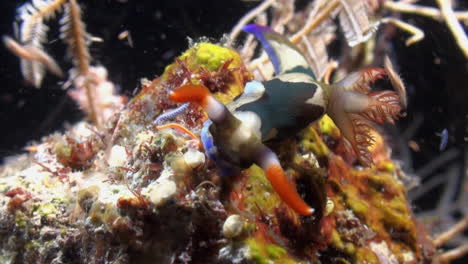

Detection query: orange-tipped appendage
xmin=265 ymin=165 xmax=314 ymax=216
xmin=156 ymin=123 xmax=201 ymax=149
xmin=169 ymin=84 xmax=210 ymax=107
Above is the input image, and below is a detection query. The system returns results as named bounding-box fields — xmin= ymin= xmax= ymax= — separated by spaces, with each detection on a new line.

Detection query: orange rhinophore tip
xmin=169 ymin=84 xmax=210 ymax=106
xmin=265 ymin=165 xmax=314 ymax=216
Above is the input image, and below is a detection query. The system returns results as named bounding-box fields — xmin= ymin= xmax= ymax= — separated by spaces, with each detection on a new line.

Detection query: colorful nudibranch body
xmin=169 ymin=24 xmax=404 ymax=216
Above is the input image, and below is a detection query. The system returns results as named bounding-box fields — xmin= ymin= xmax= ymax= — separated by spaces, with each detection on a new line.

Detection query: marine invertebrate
xmin=1 ymin=1 xmax=466 ymax=263
xmin=170 ymin=24 xmax=405 ymax=216
xmin=4 ymin=0 xmax=125 ymax=129
xmin=3 ymin=36 xmax=64 ymax=85
xmin=153 ymin=103 xmax=190 ymax=125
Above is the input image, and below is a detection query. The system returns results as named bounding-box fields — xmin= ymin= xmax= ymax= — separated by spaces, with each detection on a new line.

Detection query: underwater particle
xmin=108 ymin=145 xmax=128 ymax=167
xmin=439 ymin=128 xmax=448 ymax=151
xmin=222 ymin=214 xmax=244 ymax=238
xmin=408 ymin=140 xmax=420 ymax=152
xmin=325 ymin=198 xmax=335 ymax=216
xmin=183 ymin=148 xmax=206 ymax=169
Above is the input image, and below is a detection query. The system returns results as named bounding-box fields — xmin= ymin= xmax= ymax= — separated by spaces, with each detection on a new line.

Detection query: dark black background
xmin=0 ymin=0 xmax=257 ymax=158
xmin=0 ymin=0 xmax=466 ymax=262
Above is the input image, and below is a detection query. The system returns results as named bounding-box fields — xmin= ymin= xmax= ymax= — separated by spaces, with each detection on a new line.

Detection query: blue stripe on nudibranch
xmin=201 ymin=120 xmax=238 ymax=176
xmin=242 ymin=24 xmax=281 ymax=75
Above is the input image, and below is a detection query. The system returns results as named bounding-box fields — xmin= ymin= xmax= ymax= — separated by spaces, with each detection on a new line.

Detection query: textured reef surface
xmin=0 ymin=42 xmax=436 ymax=264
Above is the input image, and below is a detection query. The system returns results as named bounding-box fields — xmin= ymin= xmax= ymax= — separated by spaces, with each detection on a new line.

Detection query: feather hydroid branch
xmin=3 ymin=0 xmax=125 ymax=129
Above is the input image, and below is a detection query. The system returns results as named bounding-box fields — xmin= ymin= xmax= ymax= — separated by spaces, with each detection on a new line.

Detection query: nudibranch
xmin=169 ymin=24 xmax=404 ymax=216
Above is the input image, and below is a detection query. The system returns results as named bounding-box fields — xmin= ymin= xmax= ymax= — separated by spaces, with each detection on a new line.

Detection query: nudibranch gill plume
xmin=169 ymin=24 xmax=405 ymax=216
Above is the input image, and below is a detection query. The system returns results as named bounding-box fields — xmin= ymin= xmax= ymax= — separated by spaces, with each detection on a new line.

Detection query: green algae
xmin=77 ymin=185 xmax=100 ymax=213
xmin=243 ymin=165 xmax=281 ymax=214
xmin=54 ymin=140 xmax=72 ymax=164
xmin=300 ymin=126 xmax=329 ymax=157
xmin=355 ymin=247 xmax=379 ymax=264
xmin=164 ymin=42 xmax=251 ymax=104
xmin=180 ymin=42 xmax=239 ymax=71
xmin=246 ymin=238 xmax=298 ymax=264
xmin=317 ymin=114 xmax=340 ymax=139
xmin=36 ymin=203 xmax=56 ymax=217
xmin=89 ymin=201 xmax=120 ymax=231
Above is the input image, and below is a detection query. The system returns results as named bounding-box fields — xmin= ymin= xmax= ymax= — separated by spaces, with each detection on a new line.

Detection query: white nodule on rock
xmin=108 ymin=145 xmax=128 ymax=167
xmin=183 ymin=149 xmax=205 ymax=169
xmin=222 ymin=214 xmax=244 ymax=238
xmin=370 ymin=241 xmax=399 ymax=264
xmin=142 ymin=169 xmax=177 ymax=206
xmin=73 ymin=122 xmax=94 ymax=138
xmin=301 ymin=153 xmax=319 ymax=168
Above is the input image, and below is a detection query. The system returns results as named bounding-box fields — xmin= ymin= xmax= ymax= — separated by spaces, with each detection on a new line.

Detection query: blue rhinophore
xmin=242 ymin=23 xmax=314 ymax=78
xmin=242 ymin=24 xmax=281 ymax=75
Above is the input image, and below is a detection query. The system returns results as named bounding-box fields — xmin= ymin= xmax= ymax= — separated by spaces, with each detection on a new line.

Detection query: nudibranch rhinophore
xmin=169 ymin=24 xmax=404 ymax=216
